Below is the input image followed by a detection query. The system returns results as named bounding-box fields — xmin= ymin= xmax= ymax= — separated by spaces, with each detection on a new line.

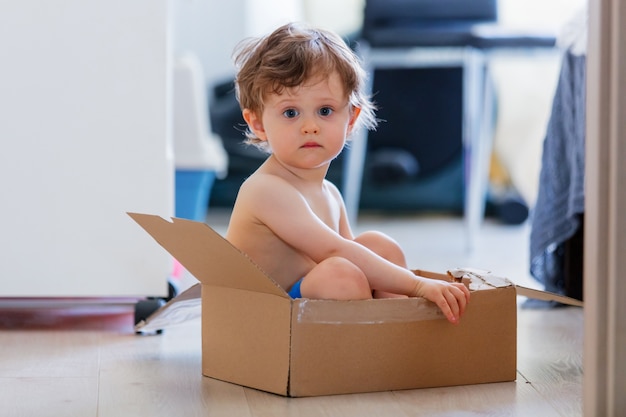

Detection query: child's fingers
xmin=452 ymin=284 xmax=469 ymax=316
xmin=450 ymin=282 xmax=470 ymax=299
xmin=436 ymin=299 xmax=457 ymax=324
xmin=442 ymin=285 xmax=469 ymax=323
xmin=424 ymin=281 xmax=471 ymax=324
xmin=447 ymin=291 xmax=464 ymax=319
xmin=449 ymin=283 xmax=470 ymax=316
xmin=435 ymin=289 xmax=460 ymax=324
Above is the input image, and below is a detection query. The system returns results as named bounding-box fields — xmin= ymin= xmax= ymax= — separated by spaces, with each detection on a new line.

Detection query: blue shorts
xmin=288 ymin=278 xmax=303 ymax=299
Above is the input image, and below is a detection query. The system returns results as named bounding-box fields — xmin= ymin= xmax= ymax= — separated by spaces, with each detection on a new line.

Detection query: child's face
xmin=243 ymin=71 xmax=359 ymax=170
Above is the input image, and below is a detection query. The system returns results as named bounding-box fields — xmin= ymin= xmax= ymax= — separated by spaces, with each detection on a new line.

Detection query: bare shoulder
xmin=323 ymin=179 xmax=343 ymax=200
xmin=227 ymin=170 xmax=305 ymax=238
xmin=236 ymin=171 xmax=300 ymax=206
xmin=227 ymin=172 xmax=288 ymax=249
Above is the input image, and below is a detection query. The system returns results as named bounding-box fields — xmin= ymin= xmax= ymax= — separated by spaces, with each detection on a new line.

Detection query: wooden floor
xmin=0 ymin=303 xmax=583 ymax=417
xmin=0 ymin=213 xmax=584 ymax=416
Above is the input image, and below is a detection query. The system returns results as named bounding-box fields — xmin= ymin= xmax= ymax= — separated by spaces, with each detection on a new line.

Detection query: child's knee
xmin=355 ymin=231 xmax=406 ymax=266
xmin=302 ymin=257 xmax=371 ymax=300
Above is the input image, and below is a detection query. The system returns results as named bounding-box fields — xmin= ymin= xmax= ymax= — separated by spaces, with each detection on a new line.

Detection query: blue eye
xmin=319 ymin=107 xmax=333 ymax=116
xmin=283 ymin=109 xmax=299 ymax=118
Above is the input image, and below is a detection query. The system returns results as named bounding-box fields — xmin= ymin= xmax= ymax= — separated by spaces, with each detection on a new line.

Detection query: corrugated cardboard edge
xmin=516 ymin=286 xmax=583 ymax=307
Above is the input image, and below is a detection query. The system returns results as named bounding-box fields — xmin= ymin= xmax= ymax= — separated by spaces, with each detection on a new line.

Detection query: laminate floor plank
xmin=517 ymin=307 xmax=584 ymax=417
xmin=96 ymin=321 xmax=245 ymax=417
xmin=391 ymin=379 xmax=562 ymax=417
xmin=244 ymin=388 xmax=411 ymax=417
xmin=0 ymin=377 xmax=98 ymax=417
xmin=0 ymin=330 xmax=102 ymax=378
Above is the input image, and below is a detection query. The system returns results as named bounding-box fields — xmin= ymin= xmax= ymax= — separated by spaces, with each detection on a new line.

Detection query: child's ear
xmin=242 ymin=109 xmax=267 ymax=140
xmin=347 ymin=106 xmax=361 ymax=133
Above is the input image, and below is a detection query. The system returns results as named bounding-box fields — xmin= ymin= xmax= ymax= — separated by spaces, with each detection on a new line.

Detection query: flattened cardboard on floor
xmin=129 ymin=213 xmax=582 ymax=397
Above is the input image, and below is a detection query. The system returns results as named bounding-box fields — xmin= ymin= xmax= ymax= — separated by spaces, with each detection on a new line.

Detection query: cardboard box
xmin=128 ymin=213 xmax=583 ymax=397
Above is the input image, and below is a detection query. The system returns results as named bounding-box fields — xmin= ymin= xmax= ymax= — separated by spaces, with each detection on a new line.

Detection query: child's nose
xmin=301 ymin=119 xmax=319 ymax=134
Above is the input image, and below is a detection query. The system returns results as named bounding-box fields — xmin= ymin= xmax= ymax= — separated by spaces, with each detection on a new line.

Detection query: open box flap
xmin=515 ymin=285 xmax=584 ymax=307
xmin=128 ymin=213 xmax=288 ymax=298
xmin=443 ymin=267 xmax=584 ymax=307
xmin=135 ymin=283 xmax=202 ymax=333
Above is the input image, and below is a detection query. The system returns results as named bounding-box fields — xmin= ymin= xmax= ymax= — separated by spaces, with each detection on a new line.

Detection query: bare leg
xmin=354 ymin=231 xmax=409 ymax=298
xmin=299 ymin=256 xmax=373 ymax=300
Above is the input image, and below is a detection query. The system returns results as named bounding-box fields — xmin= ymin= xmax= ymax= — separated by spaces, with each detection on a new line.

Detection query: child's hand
xmin=413 ymin=279 xmax=470 ymax=324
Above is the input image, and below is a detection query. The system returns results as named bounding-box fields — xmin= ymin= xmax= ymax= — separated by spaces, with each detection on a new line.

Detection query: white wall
xmin=245 ymin=0 xmax=304 ymax=37
xmin=171 ymin=0 xmax=304 ymax=85
xmin=0 ymin=0 xmax=172 ymax=297
xmin=171 ymin=0 xmax=245 ymax=84
xmin=302 ymin=0 xmax=363 ymax=35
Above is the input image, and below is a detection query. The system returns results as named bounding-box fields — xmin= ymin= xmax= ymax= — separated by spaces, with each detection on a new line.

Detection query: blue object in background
xmin=175 ymin=169 xmax=216 ymax=221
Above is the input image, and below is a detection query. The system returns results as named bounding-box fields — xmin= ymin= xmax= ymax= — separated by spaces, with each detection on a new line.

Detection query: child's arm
xmin=239 ymin=174 xmax=469 ymax=323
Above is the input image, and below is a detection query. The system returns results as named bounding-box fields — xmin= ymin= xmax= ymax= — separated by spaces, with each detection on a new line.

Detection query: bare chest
xmin=302 ymin=189 xmax=342 ymax=232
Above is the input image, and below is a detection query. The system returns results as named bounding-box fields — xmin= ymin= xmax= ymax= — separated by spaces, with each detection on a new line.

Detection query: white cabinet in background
xmin=0 ymin=0 xmax=173 ymax=297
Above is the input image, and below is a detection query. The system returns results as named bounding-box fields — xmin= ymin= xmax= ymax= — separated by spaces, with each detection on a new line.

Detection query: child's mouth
xmin=302 ymin=142 xmax=321 ymax=148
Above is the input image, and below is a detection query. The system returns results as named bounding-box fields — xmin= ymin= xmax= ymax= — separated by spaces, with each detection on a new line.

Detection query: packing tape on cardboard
xmin=295 ymin=298 xmax=445 ymax=325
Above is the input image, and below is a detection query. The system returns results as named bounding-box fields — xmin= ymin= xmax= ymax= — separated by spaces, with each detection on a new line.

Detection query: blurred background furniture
xmin=205 ymin=0 xmax=559 ymax=252
xmin=173 ymin=52 xmax=228 ymax=222
xmin=344 ymin=0 xmax=556 ymax=250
